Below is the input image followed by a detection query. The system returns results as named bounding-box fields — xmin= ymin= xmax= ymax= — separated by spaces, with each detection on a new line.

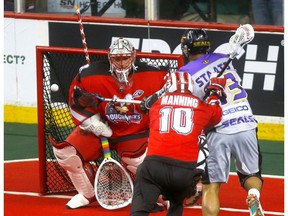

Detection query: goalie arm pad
xmin=80 ymin=114 xmax=112 ymax=137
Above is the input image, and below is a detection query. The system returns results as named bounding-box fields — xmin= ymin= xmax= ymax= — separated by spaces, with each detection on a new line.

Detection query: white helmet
xmin=108 ymin=38 xmax=136 ymax=88
xmin=167 ymin=71 xmax=193 ymax=94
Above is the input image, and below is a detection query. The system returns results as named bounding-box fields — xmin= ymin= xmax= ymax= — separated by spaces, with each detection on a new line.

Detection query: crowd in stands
xmin=4 ymin=0 xmax=283 ymax=26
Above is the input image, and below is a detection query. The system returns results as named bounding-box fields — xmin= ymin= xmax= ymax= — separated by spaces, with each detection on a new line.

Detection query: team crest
xmin=105 ymin=91 xmax=143 ymax=124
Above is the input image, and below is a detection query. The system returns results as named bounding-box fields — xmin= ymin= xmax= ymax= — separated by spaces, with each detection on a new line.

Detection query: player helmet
xmin=181 ymin=29 xmax=211 ymax=58
xmin=108 ymin=38 xmax=136 ymax=87
xmin=168 ymin=71 xmax=193 ymax=94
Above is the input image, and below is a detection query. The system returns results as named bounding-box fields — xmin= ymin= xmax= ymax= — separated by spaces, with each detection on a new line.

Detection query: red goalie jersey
xmin=69 ymin=60 xmax=168 ymax=140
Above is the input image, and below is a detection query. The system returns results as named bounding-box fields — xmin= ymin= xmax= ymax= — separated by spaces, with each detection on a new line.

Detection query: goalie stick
xmin=202 ymin=24 xmax=255 ymax=101
xmin=94 ymin=137 xmax=134 ymax=210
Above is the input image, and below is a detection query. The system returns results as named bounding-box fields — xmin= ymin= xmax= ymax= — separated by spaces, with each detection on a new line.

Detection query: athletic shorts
xmin=130 ymin=157 xmax=200 ymax=215
xmin=202 ymin=128 xmax=262 ymax=184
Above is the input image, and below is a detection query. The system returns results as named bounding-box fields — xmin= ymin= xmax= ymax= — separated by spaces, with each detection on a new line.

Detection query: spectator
xmin=251 ymin=0 xmax=284 ymax=25
xmin=122 ymin=0 xmax=189 ymax=19
xmin=4 ymin=0 xmax=14 ymax=11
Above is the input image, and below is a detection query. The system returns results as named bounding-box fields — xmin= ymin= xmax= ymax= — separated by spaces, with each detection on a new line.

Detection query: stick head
xmin=229 ymin=24 xmax=255 ymax=59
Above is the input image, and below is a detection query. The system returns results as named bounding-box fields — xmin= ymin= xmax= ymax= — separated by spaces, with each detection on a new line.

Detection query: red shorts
xmin=66 ymin=126 xmax=148 ymax=162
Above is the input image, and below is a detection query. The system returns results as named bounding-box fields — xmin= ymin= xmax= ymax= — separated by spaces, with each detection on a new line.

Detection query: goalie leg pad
xmin=65 ymin=126 xmax=103 ymax=161
xmin=53 ymin=146 xmax=95 ymax=199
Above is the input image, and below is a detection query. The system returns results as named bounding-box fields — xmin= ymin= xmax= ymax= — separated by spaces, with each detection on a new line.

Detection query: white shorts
xmin=205 ymin=128 xmax=262 ymax=183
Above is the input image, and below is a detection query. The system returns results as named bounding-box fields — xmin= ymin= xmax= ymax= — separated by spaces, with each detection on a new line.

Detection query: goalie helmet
xmin=181 ymin=29 xmax=211 ymax=58
xmin=108 ymin=38 xmax=136 ymax=89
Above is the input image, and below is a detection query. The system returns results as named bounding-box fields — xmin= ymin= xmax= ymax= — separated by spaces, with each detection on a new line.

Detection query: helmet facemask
xmin=108 ymin=38 xmax=136 ymax=90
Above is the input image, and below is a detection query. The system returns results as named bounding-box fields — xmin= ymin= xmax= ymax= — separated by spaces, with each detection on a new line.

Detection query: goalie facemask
xmin=181 ymin=29 xmax=211 ymax=58
xmin=108 ymin=38 xmax=136 ymax=90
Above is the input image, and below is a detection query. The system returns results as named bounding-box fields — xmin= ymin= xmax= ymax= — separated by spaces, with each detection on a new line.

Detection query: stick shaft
xmin=102 ymin=97 xmax=142 ymax=104
xmin=75 ymin=5 xmax=90 ymax=64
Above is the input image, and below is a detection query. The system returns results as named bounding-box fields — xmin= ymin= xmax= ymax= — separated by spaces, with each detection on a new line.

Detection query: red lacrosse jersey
xmin=68 ymin=60 xmax=168 ymax=139
xmin=147 ymin=92 xmax=222 ymax=162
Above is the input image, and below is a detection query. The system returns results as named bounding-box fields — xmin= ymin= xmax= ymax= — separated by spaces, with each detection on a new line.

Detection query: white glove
xmin=80 ymin=114 xmax=112 ymax=137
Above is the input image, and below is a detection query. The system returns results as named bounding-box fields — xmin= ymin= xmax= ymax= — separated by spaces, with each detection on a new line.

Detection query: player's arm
xmin=140 ymin=71 xmax=175 ymax=113
xmin=68 ymin=75 xmax=112 ymax=138
xmin=205 ymin=73 xmax=227 ymax=126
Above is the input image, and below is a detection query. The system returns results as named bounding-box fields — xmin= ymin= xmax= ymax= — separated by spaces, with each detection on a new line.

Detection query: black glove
xmin=73 ymin=87 xmax=99 ymax=107
xmin=140 ymin=94 xmax=159 ymax=114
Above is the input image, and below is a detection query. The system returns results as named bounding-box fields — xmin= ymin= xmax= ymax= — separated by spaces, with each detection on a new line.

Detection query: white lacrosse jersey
xmin=179 ymin=53 xmax=257 ymax=134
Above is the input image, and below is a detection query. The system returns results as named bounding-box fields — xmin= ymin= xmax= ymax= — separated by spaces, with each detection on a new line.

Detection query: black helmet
xmin=181 ymin=29 xmax=211 ymax=57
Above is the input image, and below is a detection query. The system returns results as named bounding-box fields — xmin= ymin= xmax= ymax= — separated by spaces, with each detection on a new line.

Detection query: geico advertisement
xmin=4 ymin=18 xmax=48 ymax=106
xmin=49 ymin=23 xmax=284 ymax=117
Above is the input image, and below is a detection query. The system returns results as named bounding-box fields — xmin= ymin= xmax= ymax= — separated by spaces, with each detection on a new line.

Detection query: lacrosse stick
xmin=96 ymin=94 xmax=141 ymax=104
xmin=74 ymin=86 xmax=142 ymax=105
xmin=94 ymin=137 xmax=134 ymax=210
xmin=203 ymin=24 xmax=255 ymax=101
xmin=75 ymin=5 xmax=90 ymax=64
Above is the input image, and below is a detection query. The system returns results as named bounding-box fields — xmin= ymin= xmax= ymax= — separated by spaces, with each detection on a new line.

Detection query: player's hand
xmin=140 ymin=97 xmax=150 ymax=114
xmin=73 ymin=86 xmax=99 ymax=107
xmin=206 ymin=73 xmax=227 ymax=99
xmin=140 ymin=94 xmax=159 ymax=113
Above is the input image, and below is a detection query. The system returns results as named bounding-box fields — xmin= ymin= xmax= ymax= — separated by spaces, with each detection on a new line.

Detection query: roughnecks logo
xmin=105 ymin=92 xmax=143 ymax=124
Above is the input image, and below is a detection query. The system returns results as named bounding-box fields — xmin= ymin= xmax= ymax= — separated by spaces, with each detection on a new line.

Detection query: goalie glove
xmin=73 ymin=86 xmax=99 ymax=108
xmin=80 ymin=114 xmax=112 ymax=137
xmin=206 ymin=73 xmax=227 ymax=101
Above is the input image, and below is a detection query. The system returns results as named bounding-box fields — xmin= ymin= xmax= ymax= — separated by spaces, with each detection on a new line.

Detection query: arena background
xmin=3 ymin=7 xmax=285 ymax=216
